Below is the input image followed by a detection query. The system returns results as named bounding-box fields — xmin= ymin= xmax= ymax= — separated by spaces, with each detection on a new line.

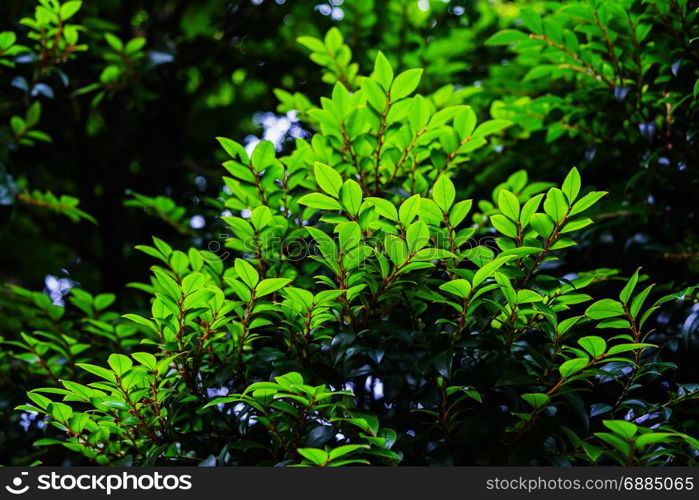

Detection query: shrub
xmin=482 ymin=0 xmax=699 ymax=271
xmin=8 ymin=48 xmax=698 ymax=466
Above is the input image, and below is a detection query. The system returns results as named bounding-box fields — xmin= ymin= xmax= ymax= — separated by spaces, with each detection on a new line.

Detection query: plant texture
xmin=6 ymin=45 xmax=698 ymax=466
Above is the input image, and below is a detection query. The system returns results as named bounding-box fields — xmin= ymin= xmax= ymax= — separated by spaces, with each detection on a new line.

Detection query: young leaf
xmin=251 ymin=140 xmax=275 ymax=171
xmin=298 ymin=193 xmax=343 ymax=211
xmin=339 ymin=180 xmax=363 ymax=216
xmin=521 ymin=393 xmax=550 ymax=408
xmin=603 ymin=420 xmax=637 ymax=440
xmin=559 ymin=357 xmax=589 ymax=378
xmin=373 ymin=51 xmax=394 ymax=91
xmin=530 ymin=213 xmax=554 ymax=238
xmin=297 ymin=448 xmax=328 ymax=466
xmin=108 ymin=354 xmax=133 ymax=376
xmin=561 ymin=167 xmax=581 ymax=203
xmin=132 ymin=352 xmax=157 ymax=371
xmin=520 ymin=194 xmax=544 ymax=227
xmin=314 ymin=163 xmax=343 ymax=198
xmin=578 ymin=336 xmax=607 ymax=357
xmin=490 ymin=215 xmax=518 ymax=238
xmin=619 ymin=269 xmax=640 ymax=304
xmin=497 ymin=190 xmax=520 ymax=221
xmin=256 ymin=278 xmax=291 ymax=298
xmin=472 ymin=255 xmax=515 ymax=288
xmin=399 ymin=194 xmax=421 ymax=227
xmin=543 ymin=188 xmax=568 ymax=222
xmin=585 ymin=299 xmax=625 ymax=320
xmin=569 ymin=191 xmax=607 ymax=216
xmin=449 ymin=199 xmax=472 ymax=226
xmin=630 ymin=284 xmax=654 ymax=318
xmin=439 ymin=279 xmax=472 ymax=299
xmin=406 ymin=221 xmax=430 ymax=252
xmin=390 ymin=68 xmax=423 ymax=100
xmin=235 ymin=258 xmax=260 ymax=289
xmin=432 ymin=176 xmax=455 ymax=211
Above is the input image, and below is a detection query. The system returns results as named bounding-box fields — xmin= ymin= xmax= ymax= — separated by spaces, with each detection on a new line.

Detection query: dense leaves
xmin=0 ymin=0 xmax=697 ymax=467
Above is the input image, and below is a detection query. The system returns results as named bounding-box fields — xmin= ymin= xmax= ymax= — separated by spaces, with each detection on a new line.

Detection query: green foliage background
xmin=0 ymin=0 xmax=697 ymax=466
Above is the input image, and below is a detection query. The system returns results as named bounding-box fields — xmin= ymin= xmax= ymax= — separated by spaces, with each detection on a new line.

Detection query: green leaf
xmin=635 ymin=433 xmax=677 ymax=448
xmin=520 ymin=194 xmax=544 ymax=227
xmin=578 ymin=336 xmax=607 ymax=357
xmin=490 ymin=214 xmax=518 ymax=238
xmin=603 ymin=420 xmax=637 ymax=440
xmin=366 ymin=197 xmax=398 ymax=221
xmin=561 ymin=167 xmax=581 ymax=202
xmin=453 ymin=107 xmax=476 ymax=139
xmin=339 ymin=180 xmax=363 ymax=216
xmin=439 ymin=279 xmax=472 ymax=299
xmin=256 ymin=278 xmax=291 ymax=298
xmin=521 ymin=393 xmax=550 ymax=408
xmin=251 ymin=206 xmax=272 ymax=230
xmin=399 ymin=194 xmax=421 ymax=227
xmin=449 ymin=199 xmax=472 ymax=226
xmin=69 ymin=413 xmax=89 ymax=433
xmin=48 ymin=402 xmax=73 ymax=423
xmin=328 ymin=444 xmax=369 ymax=461
xmin=406 ymin=221 xmax=430 ymax=252
xmin=132 ymin=352 xmax=157 ymax=370
xmin=414 ymin=248 xmax=454 ymax=260
xmin=390 ymin=68 xmax=422 ymax=100
xmin=585 ymin=299 xmax=625 ymax=320
xmin=108 ymin=354 xmax=133 ymax=376
xmin=516 ymin=289 xmax=543 ymax=304
xmin=104 ymin=33 xmax=123 ymax=51
xmin=569 ymin=191 xmax=607 ymax=216
xmin=560 ymin=218 xmax=593 ymax=233
xmin=630 ymin=284 xmax=654 ymax=318
xmin=0 ymin=31 xmax=17 ymax=50
xmin=606 ymin=343 xmax=655 ymax=355
xmin=122 ymin=314 xmax=157 ymax=333
xmin=314 ymin=163 xmax=343 ymax=198
xmin=485 ymin=29 xmax=529 ymax=46
xmin=373 ymin=51 xmax=394 ymax=91
xmin=94 ymin=293 xmax=115 ymax=311
xmin=558 ymin=316 xmax=581 ymax=334
xmin=472 ymin=255 xmax=515 ymax=288
xmin=251 ymin=140 xmax=275 ymax=171
xmin=543 ymin=188 xmax=568 ymax=222
xmin=235 ymin=258 xmax=260 ymax=289
xmin=297 ymin=448 xmax=328 ymax=466
xmin=596 ymin=432 xmax=631 ymax=455
xmin=620 ymin=268 xmax=640 ymax=304
xmin=298 ymin=193 xmax=342 ymax=211
xmin=529 ymin=213 xmax=554 ymax=238
xmin=385 ymin=235 xmax=409 ymax=265
xmin=338 ymin=221 xmax=361 ymax=251
xmin=26 ymin=102 xmax=41 ymax=128
xmin=473 ymin=119 xmax=512 ymax=137
xmin=298 ymin=35 xmax=325 ymax=53
xmin=432 ymin=176 xmax=455 ymax=211
xmin=217 ymin=137 xmax=247 ymax=160
xmin=363 ymin=78 xmax=387 ymax=112
xmin=60 ymin=1 xmax=82 ymax=20
xmin=559 ymin=357 xmax=589 ymax=378
xmin=324 ymin=27 xmax=343 ymax=52
xmin=497 ymin=190 xmax=520 ymax=220
xmin=596 ymin=319 xmax=630 ymax=329
xmin=582 ymin=442 xmax=603 ymax=462
xmin=76 ymin=363 xmax=117 ymax=383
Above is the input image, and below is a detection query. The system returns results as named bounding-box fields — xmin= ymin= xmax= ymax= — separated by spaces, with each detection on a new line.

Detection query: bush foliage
xmin=1 ymin=0 xmax=697 ymax=466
